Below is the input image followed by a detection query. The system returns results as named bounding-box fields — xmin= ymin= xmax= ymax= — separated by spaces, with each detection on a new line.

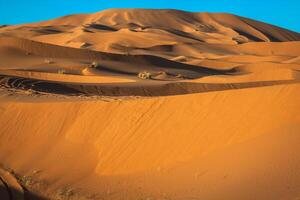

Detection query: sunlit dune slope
xmin=0 ymin=83 xmax=299 ymax=199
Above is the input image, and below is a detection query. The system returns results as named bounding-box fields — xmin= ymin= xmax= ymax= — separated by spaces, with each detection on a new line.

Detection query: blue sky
xmin=0 ymin=0 xmax=299 ymax=32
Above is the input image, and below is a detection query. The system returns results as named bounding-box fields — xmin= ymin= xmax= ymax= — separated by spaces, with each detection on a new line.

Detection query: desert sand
xmin=0 ymin=9 xmax=299 ymax=200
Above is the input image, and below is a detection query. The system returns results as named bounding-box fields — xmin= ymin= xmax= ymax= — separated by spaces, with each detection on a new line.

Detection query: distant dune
xmin=0 ymin=9 xmax=299 ymax=200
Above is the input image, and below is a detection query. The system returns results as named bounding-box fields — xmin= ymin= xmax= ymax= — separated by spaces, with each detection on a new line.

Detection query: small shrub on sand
xmin=138 ymin=71 xmax=151 ymax=79
xmin=20 ymin=175 xmax=34 ymax=186
xmin=57 ymin=187 xmax=74 ymax=198
xmin=89 ymin=61 xmax=100 ymax=68
xmin=58 ymin=69 xmax=66 ymax=74
xmin=44 ymin=58 xmax=54 ymax=64
xmin=24 ymin=89 xmax=34 ymax=95
xmin=176 ymin=74 xmax=184 ymax=78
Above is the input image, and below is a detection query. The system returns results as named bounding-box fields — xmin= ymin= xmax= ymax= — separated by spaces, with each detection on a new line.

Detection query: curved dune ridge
xmin=0 ymin=8 xmax=300 ymax=200
xmin=0 ymin=36 xmax=300 ymax=96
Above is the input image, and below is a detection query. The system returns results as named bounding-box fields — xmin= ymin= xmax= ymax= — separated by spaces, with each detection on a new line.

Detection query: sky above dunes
xmin=0 ymin=0 xmax=299 ymax=32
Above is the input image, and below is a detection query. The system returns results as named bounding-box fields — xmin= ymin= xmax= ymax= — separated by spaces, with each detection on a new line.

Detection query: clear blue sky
xmin=0 ymin=0 xmax=299 ymax=33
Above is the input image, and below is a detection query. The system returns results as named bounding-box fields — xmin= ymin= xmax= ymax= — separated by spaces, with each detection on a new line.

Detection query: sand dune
xmin=0 ymin=83 xmax=299 ymax=200
xmin=0 ymin=8 xmax=300 ymax=200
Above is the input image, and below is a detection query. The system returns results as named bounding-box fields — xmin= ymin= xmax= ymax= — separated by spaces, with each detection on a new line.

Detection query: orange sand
xmin=0 ymin=9 xmax=299 ymax=200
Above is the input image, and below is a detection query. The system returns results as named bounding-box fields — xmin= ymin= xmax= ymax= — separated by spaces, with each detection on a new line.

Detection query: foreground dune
xmin=0 ymin=8 xmax=300 ymax=200
xmin=0 ymin=83 xmax=299 ymax=200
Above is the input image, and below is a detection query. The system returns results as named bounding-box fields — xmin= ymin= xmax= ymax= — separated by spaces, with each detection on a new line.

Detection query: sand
xmin=0 ymin=8 xmax=299 ymax=200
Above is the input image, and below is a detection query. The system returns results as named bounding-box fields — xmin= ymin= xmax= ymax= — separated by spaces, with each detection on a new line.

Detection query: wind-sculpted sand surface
xmin=0 ymin=9 xmax=299 ymax=200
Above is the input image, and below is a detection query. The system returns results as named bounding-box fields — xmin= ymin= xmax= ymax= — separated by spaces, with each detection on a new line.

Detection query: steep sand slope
xmin=0 ymin=83 xmax=299 ymax=199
